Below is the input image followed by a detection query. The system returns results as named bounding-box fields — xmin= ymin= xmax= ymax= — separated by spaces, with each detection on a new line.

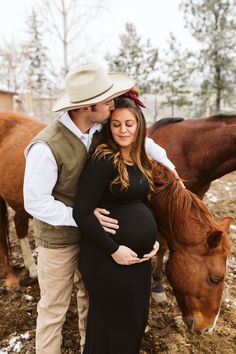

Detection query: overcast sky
xmin=0 ymin=0 xmax=197 ymax=66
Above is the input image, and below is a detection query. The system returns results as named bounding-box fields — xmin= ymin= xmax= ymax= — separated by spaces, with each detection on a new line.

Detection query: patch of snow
xmin=205 ymin=192 xmax=218 ymax=203
xmin=0 ymin=332 xmax=30 ymax=353
xmin=223 ymin=186 xmax=231 ymax=191
xmin=23 ymin=294 xmax=33 ymax=301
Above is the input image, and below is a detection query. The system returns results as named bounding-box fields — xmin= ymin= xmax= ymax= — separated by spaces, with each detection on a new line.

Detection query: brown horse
xmin=0 ymin=112 xmax=46 ymax=286
xmin=148 ymin=114 xmax=236 ymax=197
xmin=151 ymin=162 xmax=232 ymax=333
xmin=0 ymin=112 xmax=235 ymax=291
xmin=148 ymin=114 xmax=236 ymax=301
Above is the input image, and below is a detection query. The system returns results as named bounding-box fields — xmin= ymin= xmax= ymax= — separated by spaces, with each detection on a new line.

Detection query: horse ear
xmin=218 ymin=216 xmax=233 ymax=234
xmin=207 ymin=231 xmax=222 ymax=249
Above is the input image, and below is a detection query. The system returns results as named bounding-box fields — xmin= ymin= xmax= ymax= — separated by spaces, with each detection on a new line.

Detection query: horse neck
xmin=152 ymin=164 xmax=183 ymax=244
xmin=152 ymin=163 xmax=217 ymax=249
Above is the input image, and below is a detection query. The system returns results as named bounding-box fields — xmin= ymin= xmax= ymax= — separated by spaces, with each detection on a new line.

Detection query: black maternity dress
xmin=73 ymin=155 xmax=158 ymax=354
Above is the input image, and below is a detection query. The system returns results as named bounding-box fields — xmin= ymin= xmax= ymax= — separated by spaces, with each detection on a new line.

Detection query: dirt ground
xmin=0 ymin=172 xmax=235 ymax=354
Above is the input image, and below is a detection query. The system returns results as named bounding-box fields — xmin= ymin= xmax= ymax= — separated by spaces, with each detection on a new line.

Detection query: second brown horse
xmin=148 ymin=114 xmax=236 ymax=301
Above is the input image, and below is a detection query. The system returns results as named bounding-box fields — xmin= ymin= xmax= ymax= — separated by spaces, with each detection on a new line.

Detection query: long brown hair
xmin=94 ymin=91 xmax=154 ymax=192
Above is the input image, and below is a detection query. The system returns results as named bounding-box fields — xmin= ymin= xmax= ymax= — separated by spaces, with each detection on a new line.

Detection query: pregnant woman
xmin=73 ymin=91 xmax=159 ymax=354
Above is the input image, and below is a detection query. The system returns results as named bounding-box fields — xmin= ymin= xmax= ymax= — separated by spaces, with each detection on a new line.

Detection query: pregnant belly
xmin=108 ymin=203 xmax=158 ymax=257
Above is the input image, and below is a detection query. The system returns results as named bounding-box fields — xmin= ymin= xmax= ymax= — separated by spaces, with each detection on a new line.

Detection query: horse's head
xmin=151 ymin=162 xmax=232 ymax=333
xmin=166 ymin=217 xmax=231 ymax=333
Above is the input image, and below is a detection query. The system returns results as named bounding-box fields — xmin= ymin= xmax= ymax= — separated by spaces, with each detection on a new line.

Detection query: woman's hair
xmin=94 ymin=89 xmax=154 ymax=193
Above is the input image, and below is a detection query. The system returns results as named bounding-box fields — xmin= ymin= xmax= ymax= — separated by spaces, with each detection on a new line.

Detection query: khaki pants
xmin=36 ymin=245 xmax=88 ymax=354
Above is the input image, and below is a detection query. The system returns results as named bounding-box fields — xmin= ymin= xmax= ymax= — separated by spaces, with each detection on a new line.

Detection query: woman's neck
xmin=121 ymin=148 xmax=133 ymax=164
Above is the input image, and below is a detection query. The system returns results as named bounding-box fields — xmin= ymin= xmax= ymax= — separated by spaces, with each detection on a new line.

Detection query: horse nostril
xmin=186 ymin=319 xmax=194 ymax=330
xmin=202 ymin=326 xmax=213 ymax=334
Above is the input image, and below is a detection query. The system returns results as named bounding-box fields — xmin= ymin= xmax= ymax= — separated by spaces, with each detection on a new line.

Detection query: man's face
xmin=90 ymin=99 xmax=115 ymax=123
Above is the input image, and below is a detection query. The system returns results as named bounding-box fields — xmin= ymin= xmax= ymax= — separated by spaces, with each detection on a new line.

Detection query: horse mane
xmin=148 ymin=117 xmax=185 ymax=135
xmin=208 ymin=113 xmax=236 ymax=120
xmin=152 ymin=162 xmax=230 ymax=252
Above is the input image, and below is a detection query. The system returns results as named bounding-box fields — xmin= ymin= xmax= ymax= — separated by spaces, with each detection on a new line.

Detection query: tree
xmin=181 ymin=0 xmax=236 ymax=113
xmin=23 ymin=8 xmax=53 ymax=95
xmin=0 ymin=40 xmax=27 ymax=92
xmin=105 ymin=22 xmax=159 ymax=93
xmin=37 ymin=0 xmax=107 ymax=76
xmin=159 ymin=33 xmax=194 ymax=117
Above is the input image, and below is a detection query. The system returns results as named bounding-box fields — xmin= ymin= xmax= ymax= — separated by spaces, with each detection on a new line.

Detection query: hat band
xmin=70 ymin=83 xmax=114 ymax=104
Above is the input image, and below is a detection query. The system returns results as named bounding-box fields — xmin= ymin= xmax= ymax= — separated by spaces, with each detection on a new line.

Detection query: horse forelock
xmin=152 ymin=163 xmax=228 ymax=249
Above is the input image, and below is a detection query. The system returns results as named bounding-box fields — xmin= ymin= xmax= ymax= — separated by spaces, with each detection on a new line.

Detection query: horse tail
xmin=0 ymin=197 xmax=10 ymax=259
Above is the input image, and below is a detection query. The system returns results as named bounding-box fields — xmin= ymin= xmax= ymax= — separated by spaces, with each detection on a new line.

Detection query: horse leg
xmin=151 ymin=236 xmax=168 ymax=303
xmin=0 ymin=197 xmax=19 ymax=287
xmin=14 ymin=212 xmax=37 ymax=278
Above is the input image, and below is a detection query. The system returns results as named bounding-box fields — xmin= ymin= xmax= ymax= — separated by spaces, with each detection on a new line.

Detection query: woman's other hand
xmin=111 ymin=245 xmax=140 ymax=265
xmin=94 ymin=208 xmax=119 ymax=234
xmin=140 ymin=241 xmax=159 ymax=262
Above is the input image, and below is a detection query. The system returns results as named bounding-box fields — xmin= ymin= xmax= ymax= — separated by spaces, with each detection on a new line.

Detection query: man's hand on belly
xmin=94 ymin=208 xmax=119 ymax=234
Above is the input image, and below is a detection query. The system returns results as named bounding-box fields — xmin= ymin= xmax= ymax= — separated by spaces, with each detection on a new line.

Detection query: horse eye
xmin=208 ymin=275 xmax=224 ymax=285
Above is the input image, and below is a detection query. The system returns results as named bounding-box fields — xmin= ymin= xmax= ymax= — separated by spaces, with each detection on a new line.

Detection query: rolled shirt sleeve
xmin=145 ymin=137 xmax=175 ymax=171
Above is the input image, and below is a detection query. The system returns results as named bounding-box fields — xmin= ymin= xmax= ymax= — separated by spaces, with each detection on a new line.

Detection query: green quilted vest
xmin=31 ymin=120 xmax=88 ymax=248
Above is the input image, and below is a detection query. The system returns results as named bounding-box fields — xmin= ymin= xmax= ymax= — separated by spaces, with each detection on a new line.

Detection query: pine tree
xmin=24 ymin=8 xmax=53 ymax=95
xmin=181 ymin=0 xmax=236 ymax=113
xmin=160 ymin=33 xmax=194 ymax=117
xmin=105 ymin=22 xmax=158 ymax=93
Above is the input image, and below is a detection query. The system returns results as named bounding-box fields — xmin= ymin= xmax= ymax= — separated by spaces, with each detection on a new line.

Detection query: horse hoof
xmin=4 ymin=274 xmax=20 ymax=288
xmin=151 ymin=291 xmax=167 ymax=303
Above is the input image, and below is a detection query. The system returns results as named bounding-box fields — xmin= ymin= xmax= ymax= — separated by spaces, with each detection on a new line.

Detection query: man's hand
xmin=94 ymin=208 xmax=119 ymax=234
xmin=111 ymin=245 xmax=141 ymax=265
xmin=172 ymin=169 xmax=186 ymax=189
xmin=140 ymin=241 xmax=159 ymax=262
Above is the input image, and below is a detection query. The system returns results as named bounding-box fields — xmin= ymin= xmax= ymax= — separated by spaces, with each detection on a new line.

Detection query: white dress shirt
xmin=23 ymin=112 xmax=175 ymax=227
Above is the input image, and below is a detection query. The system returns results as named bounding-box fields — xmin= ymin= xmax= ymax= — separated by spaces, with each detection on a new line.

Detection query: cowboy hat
xmin=52 ymin=64 xmax=135 ymax=112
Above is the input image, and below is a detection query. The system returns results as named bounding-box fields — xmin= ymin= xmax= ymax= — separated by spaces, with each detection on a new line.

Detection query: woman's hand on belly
xmin=111 ymin=245 xmax=141 ymax=265
xmin=139 ymin=241 xmax=159 ymax=263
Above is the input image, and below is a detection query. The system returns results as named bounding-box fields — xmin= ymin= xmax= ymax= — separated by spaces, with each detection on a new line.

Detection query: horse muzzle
xmin=185 ymin=317 xmax=215 ymax=334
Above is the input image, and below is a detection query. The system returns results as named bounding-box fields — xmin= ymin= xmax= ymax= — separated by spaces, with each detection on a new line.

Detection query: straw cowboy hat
xmin=52 ymin=64 xmax=135 ymax=112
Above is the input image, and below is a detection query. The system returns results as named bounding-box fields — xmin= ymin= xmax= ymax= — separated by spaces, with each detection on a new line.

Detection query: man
xmin=23 ymin=64 xmax=178 ymax=354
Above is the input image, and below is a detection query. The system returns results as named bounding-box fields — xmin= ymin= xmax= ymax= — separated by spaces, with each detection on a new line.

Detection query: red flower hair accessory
xmin=122 ymin=90 xmax=146 ymax=108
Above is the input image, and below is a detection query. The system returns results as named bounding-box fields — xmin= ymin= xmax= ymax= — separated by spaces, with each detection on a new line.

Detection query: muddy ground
xmin=0 ymin=172 xmax=235 ymax=353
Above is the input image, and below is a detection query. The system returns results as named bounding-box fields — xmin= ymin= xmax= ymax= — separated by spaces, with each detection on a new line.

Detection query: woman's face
xmin=110 ymin=108 xmax=138 ymax=151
